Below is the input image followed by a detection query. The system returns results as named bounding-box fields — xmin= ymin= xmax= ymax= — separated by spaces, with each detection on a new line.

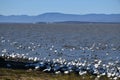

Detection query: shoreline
xmin=0 ymin=68 xmax=108 ymax=80
xmin=0 ymin=56 xmax=120 ymax=80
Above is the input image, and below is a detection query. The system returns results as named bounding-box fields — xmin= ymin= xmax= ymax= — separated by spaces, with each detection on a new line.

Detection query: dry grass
xmin=0 ymin=68 xmax=111 ymax=80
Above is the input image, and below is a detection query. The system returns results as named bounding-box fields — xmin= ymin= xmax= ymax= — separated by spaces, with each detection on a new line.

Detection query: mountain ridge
xmin=0 ymin=12 xmax=120 ymax=23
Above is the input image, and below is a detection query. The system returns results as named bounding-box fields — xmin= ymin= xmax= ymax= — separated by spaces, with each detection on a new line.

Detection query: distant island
xmin=0 ymin=12 xmax=120 ymax=23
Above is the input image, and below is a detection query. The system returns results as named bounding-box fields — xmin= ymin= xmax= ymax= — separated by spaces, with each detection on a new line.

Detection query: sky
xmin=0 ymin=0 xmax=120 ymax=15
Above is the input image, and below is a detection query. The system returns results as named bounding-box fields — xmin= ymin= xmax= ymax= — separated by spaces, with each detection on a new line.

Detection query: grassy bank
xmin=0 ymin=68 xmax=111 ymax=80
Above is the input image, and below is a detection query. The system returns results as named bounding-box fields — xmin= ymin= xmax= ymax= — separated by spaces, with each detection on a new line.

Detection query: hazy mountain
xmin=0 ymin=12 xmax=120 ymax=23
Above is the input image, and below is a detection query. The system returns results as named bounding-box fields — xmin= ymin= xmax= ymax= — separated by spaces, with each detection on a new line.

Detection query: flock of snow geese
xmin=0 ymin=36 xmax=120 ymax=80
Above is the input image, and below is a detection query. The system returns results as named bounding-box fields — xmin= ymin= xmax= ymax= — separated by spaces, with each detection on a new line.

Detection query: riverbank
xmin=0 ymin=56 xmax=120 ymax=80
xmin=0 ymin=68 xmax=110 ymax=80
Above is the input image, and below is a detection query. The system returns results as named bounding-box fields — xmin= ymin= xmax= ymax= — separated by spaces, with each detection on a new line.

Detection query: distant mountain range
xmin=0 ymin=12 xmax=120 ymax=23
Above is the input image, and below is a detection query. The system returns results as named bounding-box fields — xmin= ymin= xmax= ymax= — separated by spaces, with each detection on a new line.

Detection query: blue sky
xmin=0 ymin=0 xmax=120 ymax=15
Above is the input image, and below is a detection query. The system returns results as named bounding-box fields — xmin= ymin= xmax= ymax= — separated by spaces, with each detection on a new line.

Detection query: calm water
xmin=0 ymin=23 xmax=120 ymax=63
